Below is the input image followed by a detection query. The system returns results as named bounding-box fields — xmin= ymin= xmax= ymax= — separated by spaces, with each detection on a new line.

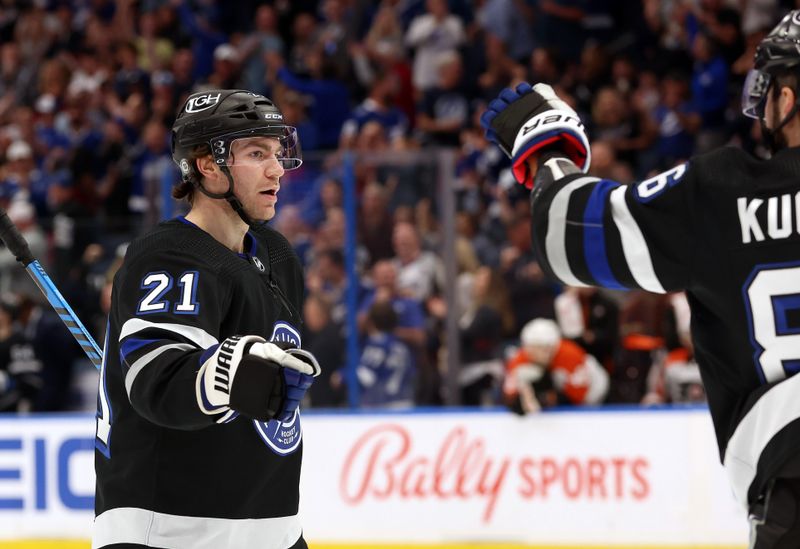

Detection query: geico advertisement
xmin=0 ymin=410 xmax=748 ymax=545
xmin=299 ymin=409 xmax=748 ymax=545
xmin=0 ymin=415 xmax=93 ymax=538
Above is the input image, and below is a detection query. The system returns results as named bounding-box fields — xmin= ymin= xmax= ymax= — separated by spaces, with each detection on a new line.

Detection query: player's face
xmin=525 ymin=343 xmax=555 ymax=365
xmin=228 ymin=137 xmax=285 ymax=221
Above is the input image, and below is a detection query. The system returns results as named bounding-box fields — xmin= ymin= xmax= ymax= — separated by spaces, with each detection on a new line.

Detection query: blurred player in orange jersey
xmin=504 ymin=318 xmax=609 ymax=414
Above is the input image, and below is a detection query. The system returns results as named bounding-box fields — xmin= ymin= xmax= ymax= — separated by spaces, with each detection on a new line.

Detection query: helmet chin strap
xmin=219 ymin=165 xmax=259 ymax=227
xmin=193 ymin=165 xmax=266 ymax=228
xmin=761 ymin=94 xmax=800 ymax=154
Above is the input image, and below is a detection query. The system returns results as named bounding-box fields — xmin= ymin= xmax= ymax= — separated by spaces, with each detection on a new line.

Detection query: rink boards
xmin=0 ymin=407 xmax=748 ymax=548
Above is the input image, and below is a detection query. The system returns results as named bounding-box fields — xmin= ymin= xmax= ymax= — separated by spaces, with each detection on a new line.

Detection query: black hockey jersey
xmin=93 ymin=218 xmax=306 ymax=549
xmin=530 ymin=147 xmax=800 ymax=509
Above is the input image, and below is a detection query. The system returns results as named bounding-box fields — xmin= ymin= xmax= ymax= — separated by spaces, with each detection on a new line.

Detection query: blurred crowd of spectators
xmin=0 ymin=0 xmax=791 ymax=413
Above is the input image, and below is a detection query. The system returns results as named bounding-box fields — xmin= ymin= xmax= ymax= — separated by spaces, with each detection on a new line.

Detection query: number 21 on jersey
xmin=137 ymin=271 xmax=200 ymax=315
xmin=744 ymin=262 xmax=800 ymax=383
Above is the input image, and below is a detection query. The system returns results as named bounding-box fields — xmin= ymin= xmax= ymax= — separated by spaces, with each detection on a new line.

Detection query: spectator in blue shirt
xmin=238 ymin=4 xmax=284 ymax=96
xmin=690 ymin=31 xmax=729 ymax=151
xmin=649 ymin=72 xmax=700 ymax=172
xmin=358 ymin=259 xmax=426 ymax=352
xmin=416 ymin=50 xmax=470 ymax=147
xmin=173 ymin=0 xmax=226 ymax=81
xmin=357 ymin=299 xmax=415 ymax=408
xmin=274 ymin=47 xmax=350 ymax=149
xmin=131 ymin=118 xmax=171 ymax=224
xmin=0 ymin=140 xmax=58 ymax=222
xmin=33 ymin=94 xmax=70 ymax=154
xmin=340 ymin=70 xmax=408 ymax=149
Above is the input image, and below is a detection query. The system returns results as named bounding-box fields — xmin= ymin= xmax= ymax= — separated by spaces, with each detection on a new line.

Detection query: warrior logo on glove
xmin=196 ymin=334 xmax=320 ymax=423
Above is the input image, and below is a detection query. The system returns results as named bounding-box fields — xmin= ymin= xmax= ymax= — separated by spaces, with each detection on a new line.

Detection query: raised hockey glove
xmin=196 ymin=335 xmax=321 ymax=422
xmin=480 ymin=82 xmax=590 ymax=188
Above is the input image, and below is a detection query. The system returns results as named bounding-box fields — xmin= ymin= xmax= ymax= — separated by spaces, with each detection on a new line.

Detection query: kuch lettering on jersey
xmin=737 ymin=192 xmax=800 ymax=244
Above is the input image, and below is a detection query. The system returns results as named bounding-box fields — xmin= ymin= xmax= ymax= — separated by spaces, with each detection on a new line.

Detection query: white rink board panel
xmin=0 ymin=409 xmax=748 ymax=546
xmin=299 ymin=408 xmax=747 ymax=546
xmin=0 ymin=415 xmax=94 ymax=538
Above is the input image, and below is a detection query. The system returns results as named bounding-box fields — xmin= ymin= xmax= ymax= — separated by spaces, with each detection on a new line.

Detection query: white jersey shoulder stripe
xmin=92 ymin=506 xmax=301 ymax=549
xmin=124 ymin=343 xmax=195 ymax=398
xmin=119 ymin=318 xmax=219 ymax=349
xmin=724 ymin=373 xmax=800 ymax=509
xmin=545 ymin=175 xmax=599 ymax=288
xmin=608 ymin=186 xmax=666 ymax=293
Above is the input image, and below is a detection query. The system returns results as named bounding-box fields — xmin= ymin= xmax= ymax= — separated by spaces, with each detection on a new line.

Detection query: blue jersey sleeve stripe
xmin=583 ymin=180 xmax=626 ymax=290
xmin=120 ymin=338 xmax=162 ymax=364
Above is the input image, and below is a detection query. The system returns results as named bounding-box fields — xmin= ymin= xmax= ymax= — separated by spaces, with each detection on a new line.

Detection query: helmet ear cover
xmin=174 ymin=143 xmax=212 ymax=190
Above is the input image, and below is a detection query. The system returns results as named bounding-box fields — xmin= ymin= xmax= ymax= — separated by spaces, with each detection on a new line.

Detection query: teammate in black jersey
xmin=482 ymin=11 xmax=800 ymax=549
xmin=92 ymin=90 xmax=320 ymax=549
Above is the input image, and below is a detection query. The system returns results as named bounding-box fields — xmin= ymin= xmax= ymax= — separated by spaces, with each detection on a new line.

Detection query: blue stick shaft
xmin=0 ymin=207 xmax=103 ymax=370
xmin=25 ymin=261 xmax=103 ymax=370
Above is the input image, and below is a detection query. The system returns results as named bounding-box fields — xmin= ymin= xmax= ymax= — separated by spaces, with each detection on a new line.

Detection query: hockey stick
xmin=0 ymin=208 xmax=103 ymax=370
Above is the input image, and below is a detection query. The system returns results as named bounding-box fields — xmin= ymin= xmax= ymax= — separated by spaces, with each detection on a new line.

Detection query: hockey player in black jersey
xmin=482 ymin=11 xmax=800 ymax=549
xmin=92 ymin=90 xmax=320 ymax=549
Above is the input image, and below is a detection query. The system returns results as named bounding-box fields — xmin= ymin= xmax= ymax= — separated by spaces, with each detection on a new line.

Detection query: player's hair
xmin=171 ymin=143 xmax=211 ymax=204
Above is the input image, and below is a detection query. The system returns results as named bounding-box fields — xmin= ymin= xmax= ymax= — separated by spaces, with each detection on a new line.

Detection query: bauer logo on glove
xmin=480 ymin=82 xmax=591 ymax=188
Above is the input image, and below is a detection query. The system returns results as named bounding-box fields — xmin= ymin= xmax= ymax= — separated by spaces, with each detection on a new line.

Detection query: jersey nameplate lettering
xmin=737 ymin=191 xmax=800 ymax=244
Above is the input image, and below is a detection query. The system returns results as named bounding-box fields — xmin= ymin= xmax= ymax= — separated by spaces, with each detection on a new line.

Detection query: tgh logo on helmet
xmin=185 ymin=93 xmax=222 ymax=113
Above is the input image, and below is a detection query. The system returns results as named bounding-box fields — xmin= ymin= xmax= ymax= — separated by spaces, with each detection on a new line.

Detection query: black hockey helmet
xmin=171 ymin=89 xmax=302 ymax=183
xmin=754 ymin=11 xmax=800 ymax=73
xmin=743 ymin=11 xmax=800 ymax=119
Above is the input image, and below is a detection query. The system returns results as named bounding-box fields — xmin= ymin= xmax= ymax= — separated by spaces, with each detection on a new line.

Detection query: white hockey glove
xmin=196 ymin=335 xmax=321 ymax=422
xmin=480 ymin=82 xmax=590 ymax=188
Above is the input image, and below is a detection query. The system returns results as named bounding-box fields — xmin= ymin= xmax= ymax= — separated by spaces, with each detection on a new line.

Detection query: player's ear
xmin=195 ymin=155 xmax=218 ymax=179
xmin=779 ymin=85 xmax=797 ymax=118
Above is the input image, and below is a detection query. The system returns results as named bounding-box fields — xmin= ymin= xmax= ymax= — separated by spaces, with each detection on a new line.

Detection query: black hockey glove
xmin=480 ymin=82 xmax=590 ymax=188
xmin=196 ymin=335 xmax=321 ymax=423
